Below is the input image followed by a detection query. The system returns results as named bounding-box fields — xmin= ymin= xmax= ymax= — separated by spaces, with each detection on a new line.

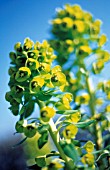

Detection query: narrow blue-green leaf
xmin=105 ymin=144 xmax=110 ymax=150
xmin=60 ymin=140 xmax=79 ymax=163
xmin=76 ymin=120 xmax=95 ymax=128
xmin=35 ymin=92 xmax=52 ymax=101
xmin=56 ymin=110 xmax=78 ymax=115
xmin=12 ymin=137 xmax=27 ymax=148
xmin=19 ymin=105 xmax=26 ymax=115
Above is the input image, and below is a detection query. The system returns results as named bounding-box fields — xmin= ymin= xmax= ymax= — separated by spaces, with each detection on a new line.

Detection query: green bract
xmin=15 ymin=67 xmax=31 ymax=82
xmin=26 ymin=58 xmax=39 ymax=70
xmin=15 ymin=120 xmax=27 ymax=133
xmin=24 ymin=123 xmax=37 ymax=138
xmin=30 ymin=76 xmax=44 ymax=93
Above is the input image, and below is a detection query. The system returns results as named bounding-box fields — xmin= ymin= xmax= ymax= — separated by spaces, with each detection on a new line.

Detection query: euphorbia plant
xmin=5 ymin=38 xmax=98 ymax=169
xmin=50 ymin=4 xmax=110 ymax=169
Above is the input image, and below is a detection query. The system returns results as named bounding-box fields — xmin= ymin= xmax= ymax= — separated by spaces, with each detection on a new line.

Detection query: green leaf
xmin=76 ymin=120 xmax=95 ymax=128
xmin=24 ymin=93 xmax=32 ymax=104
xmin=38 ymin=131 xmax=48 ymax=149
xmin=25 ymin=101 xmax=35 ymax=118
xmin=96 ymin=152 xmax=110 ymax=162
xmin=36 ymin=91 xmax=52 ymax=101
xmin=60 ymin=140 xmax=79 ymax=163
xmin=14 ymin=97 xmax=22 ymax=104
xmin=105 ymin=144 xmax=110 ymax=150
xmin=38 ymin=124 xmax=49 ymax=134
xmin=43 ymin=88 xmax=56 ymax=94
xmin=71 ymin=140 xmax=81 ymax=147
xmin=35 ymin=156 xmax=46 ymax=167
xmin=56 ymin=110 xmax=78 ymax=115
xmin=19 ymin=105 xmax=26 ymax=115
xmin=9 ymin=105 xmax=19 ymax=116
xmin=19 ymin=101 xmax=35 ymax=118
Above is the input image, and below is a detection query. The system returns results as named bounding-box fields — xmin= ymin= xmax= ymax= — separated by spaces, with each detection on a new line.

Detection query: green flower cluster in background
xmin=50 ymin=4 xmax=110 ymax=169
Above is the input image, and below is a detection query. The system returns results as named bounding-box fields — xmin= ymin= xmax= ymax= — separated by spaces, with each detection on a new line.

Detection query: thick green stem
xmin=85 ymin=74 xmax=103 ymax=150
xmin=49 ymin=119 xmax=75 ymax=170
xmin=37 ymin=100 xmax=74 ymax=169
xmin=85 ymin=74 xmax=105 ymax=169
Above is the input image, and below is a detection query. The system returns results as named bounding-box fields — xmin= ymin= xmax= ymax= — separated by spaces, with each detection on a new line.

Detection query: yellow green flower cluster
xmin=5 ymin=38 xmax=67 ymax=116
xmin=81 ymin=141 xmax=95 ymax=168
xmin=15 ymin=120 xmax=37 ymax=138
xmin=50 ymin=4 xmax=107 ymax=56
xmin=55 ymin=93 xmax=73 ymax=110
xmin=97 ymin=80 xmax=110 ymax=99
xmin=40 ymin=106 xmax=56 ymax=123
xmin=51 ymin=4 xmax=101 ymax=37
xmin=50 ymin=4 xmax=110 ymax=79
xmin=92 ymin=50 xmax=110 ymax=74
xmin=62 ymin=111 xmax=81 ymax=139
xmin=75 ymin=93 xmax=90 ymax=105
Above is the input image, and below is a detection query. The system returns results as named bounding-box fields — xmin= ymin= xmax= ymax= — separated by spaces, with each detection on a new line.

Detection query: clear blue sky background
xmin=0 ymin=0 xmax=110 ymax=141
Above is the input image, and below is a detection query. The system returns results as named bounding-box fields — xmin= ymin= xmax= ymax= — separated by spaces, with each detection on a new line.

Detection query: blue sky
xmin=0 ymin=0 xmax=110 ymax=141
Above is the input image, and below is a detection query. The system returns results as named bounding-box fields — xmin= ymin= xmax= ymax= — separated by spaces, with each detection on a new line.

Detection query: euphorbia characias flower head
xmin=75 ymin=93 xmax=90 ymax=105
xmin=40 ymin=106 xmax=56 ymax=123
xmin=84 ymin=141 xmax=94 ymax=153
xmin=26 ymin=58 xmax=39 ymax=70
xmin=69 ymin=111 xmax=81 ymax=123
xmin=63 ymin=124 xmax=78 ymax=139
xmin=51 ymin=65 xmax=67 ymax=88
xmin=30 ymin=76 xmax=44 ymax=93
xmin=23 ymin=38 xmax=33 ymax=51
xmin=15 ymin=67 xmax=31 ymax=82
xmin=81 ymin=153 xmax=95 ymax=166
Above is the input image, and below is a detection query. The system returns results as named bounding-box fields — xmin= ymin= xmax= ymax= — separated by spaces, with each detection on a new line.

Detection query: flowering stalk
xmin=49 ymin=119 xmax=75 ymax=170
xmin=85 ymin=73 xmax=103 ymax=150
xmin=50 ymin=3 xmax=110 ymax=169
xmin=6 ymin=38 xmax=97 ymax=169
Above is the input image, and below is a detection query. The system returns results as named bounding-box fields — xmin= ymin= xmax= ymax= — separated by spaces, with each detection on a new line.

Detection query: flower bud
xmin=23 ymin=38 xmax=33 ymax=51
xmin=15 ymin=120 xmax=27 ymax=133
xmin=24 ymin=123 xmax=37 ymax=138
xmin=9 ymin=52 xmax=17 ymax=62
xmin=14 ymin=42 xmax=22 ymax=52
xmin=11 ymin=85 xmax=24 ymax=97
xmin=15 ymin=55 xmax=27 ymax=66
xmin=84 ymin=141 xmax=94 ymax=153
